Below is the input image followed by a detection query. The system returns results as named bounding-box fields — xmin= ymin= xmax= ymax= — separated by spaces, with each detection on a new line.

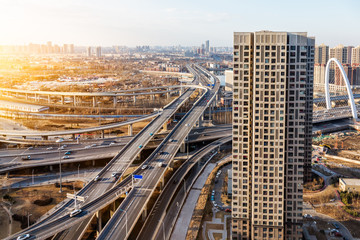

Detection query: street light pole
xmin=78 ymin=164 xmax=80 ymax=179
xmin=32 ymin=169 xmax=34 ymax=185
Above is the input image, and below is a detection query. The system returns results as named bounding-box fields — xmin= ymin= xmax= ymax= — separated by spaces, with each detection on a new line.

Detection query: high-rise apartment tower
xmin=232 ymin=31 xmax=314 ymax=240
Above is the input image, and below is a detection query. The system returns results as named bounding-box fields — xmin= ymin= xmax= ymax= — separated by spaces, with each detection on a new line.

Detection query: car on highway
xmin=94 ymin=175 xmax=100 ymax=181
xmin=69 ymin=209 xmax=82 ymax=217
xmin=91 ymin=144 xmax=97 ymax=147
xmin=159 ymin=151 xmax=167 ymax=155
xmin=65 ymin=151 xmax=72 ymax=155
xmin=27 ymin=147 xmax=34 ymax=150
xmin=46 ymin=147 xmax=54 ymax=150
xmin=173 ymin=119 xmax=178 ymax=123
xmin=111 ymin=172 xmax=119 ymax=178
xmin=21 ymin=155 xmax=31 ymax=160
xmin=58 ymin=146 xmax=65 ymax=150
xmin=139 ymin=145 xmax=143 ymax=148
xmin=62 ymin=156 xmax=70 ymax=159
xmin=150 ymin=133 xmax=154 ymax=136
xmin=169 ymin=138 xmax=174 ymax=142
xmin=110 ymin=142 xmax=116 ymax=145
xmin=332 ymin=222 xmax=340 ymax=229
xmin=141 ymin=165 xmax=148 ymax=170
xmin=84 ymin=145 xmax=91 ymax=149
xmin=16 ymin=234 xmax=31 ymax=240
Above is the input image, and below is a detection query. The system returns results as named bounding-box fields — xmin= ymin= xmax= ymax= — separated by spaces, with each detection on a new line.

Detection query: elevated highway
xmin=96 ymin=64 xmax=220 ymax=239
xmin=5 ymin=66 xmax=204 ymax=240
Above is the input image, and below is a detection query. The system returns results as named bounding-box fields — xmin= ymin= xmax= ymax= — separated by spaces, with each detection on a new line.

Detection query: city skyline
xmin=1 ymin=0 xmax=360 ymax=47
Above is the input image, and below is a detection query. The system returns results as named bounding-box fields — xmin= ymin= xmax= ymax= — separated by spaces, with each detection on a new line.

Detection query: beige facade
xmin=232 ymin=31 xmax=314 ymax=240
xmin=314 ymin=44 xmax=329 ymax=64
xmin=339 ymin=178 xmax=360 ymax=192
xmin=352 ymin=46 xmax=360 ymax=65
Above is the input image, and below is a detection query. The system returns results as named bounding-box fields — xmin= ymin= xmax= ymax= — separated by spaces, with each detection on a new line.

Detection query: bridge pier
xmin=167 ymin=89 xmax=170 ymax=99
xmin=180 ymin=142 xmax=186 ymax=153
xmin=141 ymin=207 xmax=147 ymax=221
xmin=49 ymin=165 xmax=53 ymax=171
xmin=48 ymin=95 xmax=51 ymax=103
xmin=162 ymin=122 xmax=168 ymax=131
xmin=113 ymin=96 xmax=117 ymax=108
xmin=92 ymin=97 xmax=96 ymax=107
xmin=25 ymin=93 xmax=28 ymax=101
xmin=151 ymin=94 xmax=155 ymax=101
xmin=96 ymin=210 xmax=103 ymax=236
xmin=101 ymin=130 xmax=105 ymax=139
xmin=22 ymin=136 xmax=26 ymax=140
xmin=73 ymin=96 xmax=77 ymax=106
xmin=34 ymin=93 xmax=37 ymax=102
xmin=41 ymin=136 xmax=48 ymax=141
xmin=128 ymin=124 xmax=133 ymax=136
xmin=61 ymin=95 xmax=64 ymax=105
xmin=92 ymin=160 xmax=96 ymax=166
xmin=133 ymin=96 xmax=137 ymax=104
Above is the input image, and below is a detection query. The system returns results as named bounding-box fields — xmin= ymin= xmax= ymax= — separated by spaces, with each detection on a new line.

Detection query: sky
xmin=0 ymin=0 xmax=360 ymax=47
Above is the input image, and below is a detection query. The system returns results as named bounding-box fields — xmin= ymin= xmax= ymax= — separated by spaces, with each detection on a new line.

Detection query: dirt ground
xmin=0 ymin=181 xmax=83 ymax=238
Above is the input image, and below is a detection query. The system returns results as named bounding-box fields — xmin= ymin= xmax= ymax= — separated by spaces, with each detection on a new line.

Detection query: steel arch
xmin=325 ymin=58 xmax=358 ymax=120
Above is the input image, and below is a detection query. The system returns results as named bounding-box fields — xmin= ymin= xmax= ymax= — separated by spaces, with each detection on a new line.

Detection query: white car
xmin=69 ymin=209 xmax=82 ymax=217
xmin=46 ymin=147 xmax=54 ymax=150
xmin=141 ymin=165 xmax=148 ymax=170
xmin=17 ymin=234 xmax=30 ymax=240
xmin=85 ymin=145 xmax=91 ymax=149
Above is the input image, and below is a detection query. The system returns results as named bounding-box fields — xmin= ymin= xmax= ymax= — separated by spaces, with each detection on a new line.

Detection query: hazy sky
xmin=1 ymin=0 xmax=359 ymax=47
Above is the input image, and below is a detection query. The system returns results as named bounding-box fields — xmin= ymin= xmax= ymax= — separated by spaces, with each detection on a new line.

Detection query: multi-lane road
xmin=96 ymin=65 xmax=220 ymax=239
xmin=7 ymin=66 xmax=202 ymax=240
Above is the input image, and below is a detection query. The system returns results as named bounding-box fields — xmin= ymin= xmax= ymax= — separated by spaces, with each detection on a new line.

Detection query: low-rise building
xmin=339 ymin=178 xmax=360 ymax=192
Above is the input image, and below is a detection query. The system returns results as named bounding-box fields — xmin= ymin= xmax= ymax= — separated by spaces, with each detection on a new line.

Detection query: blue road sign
xmin=133 ymin=175 xmax=143 ymax=180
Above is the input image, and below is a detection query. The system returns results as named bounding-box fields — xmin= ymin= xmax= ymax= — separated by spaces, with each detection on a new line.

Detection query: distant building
xmin=339 ymin=178 xmax=360 ymax=192
xmin=224 ymin=70 xmax=233 ymax=91
xmin=330 ymin=44 xmax=352 ymax=64
xmin=87 ymin=47 xmax=91 ymax=57
xmin=96 ymin=46 xmax=101 ymax=57
xmin=352 ymin=46 xmax=360 ymax=65
xmin=205 ymin=40 xmax=210 ymax=53
xmin=314 ymin=44 xmax=329 ymax=64
xmin=63 ymin=44 xmax=74 ymax=54
xmin=314 ymin=64 xmax=326 ymax=85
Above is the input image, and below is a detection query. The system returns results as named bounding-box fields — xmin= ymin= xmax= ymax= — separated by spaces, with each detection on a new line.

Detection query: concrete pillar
xmin=41 ymin=136 xmax=48 ymax=140
xmin=96 ymin=211 xmax=103 ymax=235
xmin=49 ymin=165 xmax=53 ymax=171
xmin=26 ymin=93 xmax=28 ymax=101
xmin=101 ymin=130 xmax=105 ymax=139
xmin=5 ymin=171 xmax=9 ymax=179
xmin=128 ymin=124 xmax=133 ymax=136
xmin=113 ymin=96 xmax=117 ymax=108
xmin=159 ymin=175 xmax=165 ymax=190
xmin=72 ymin=134 xmax=75 ymax=139
xmin=141 ymin=207 xmax=147 ymax=221
xmin=151 ymin=94 xmax=155 ymax=101
xmin=61 ymin=96 xmax=64 ymax=105
xmin=162 ymin=122 xmax=168 ymax=131
xmin=110 ymin=202 xmax=116 ymax=217
xmin=34 ymin=93 xmax=37 ymax=102
xmin=180 ymin=142 xmax=186 ymax=153
xmin=93 ymin=97 xmax=96 ymax=107
xmin=73 ymin=96 xmax=76 ymax=106
xmin=133 ymin=96 xmax=137 ymax=103
xmin=167 ymin=89 xmax=170 ymax=99
xmin=48 ymin=95 xmax=51 ymax=103
xmin=93 ymin=160 xmax=96 ymax=166
xmin=22 ymin=136 xmax=26 ymax=139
